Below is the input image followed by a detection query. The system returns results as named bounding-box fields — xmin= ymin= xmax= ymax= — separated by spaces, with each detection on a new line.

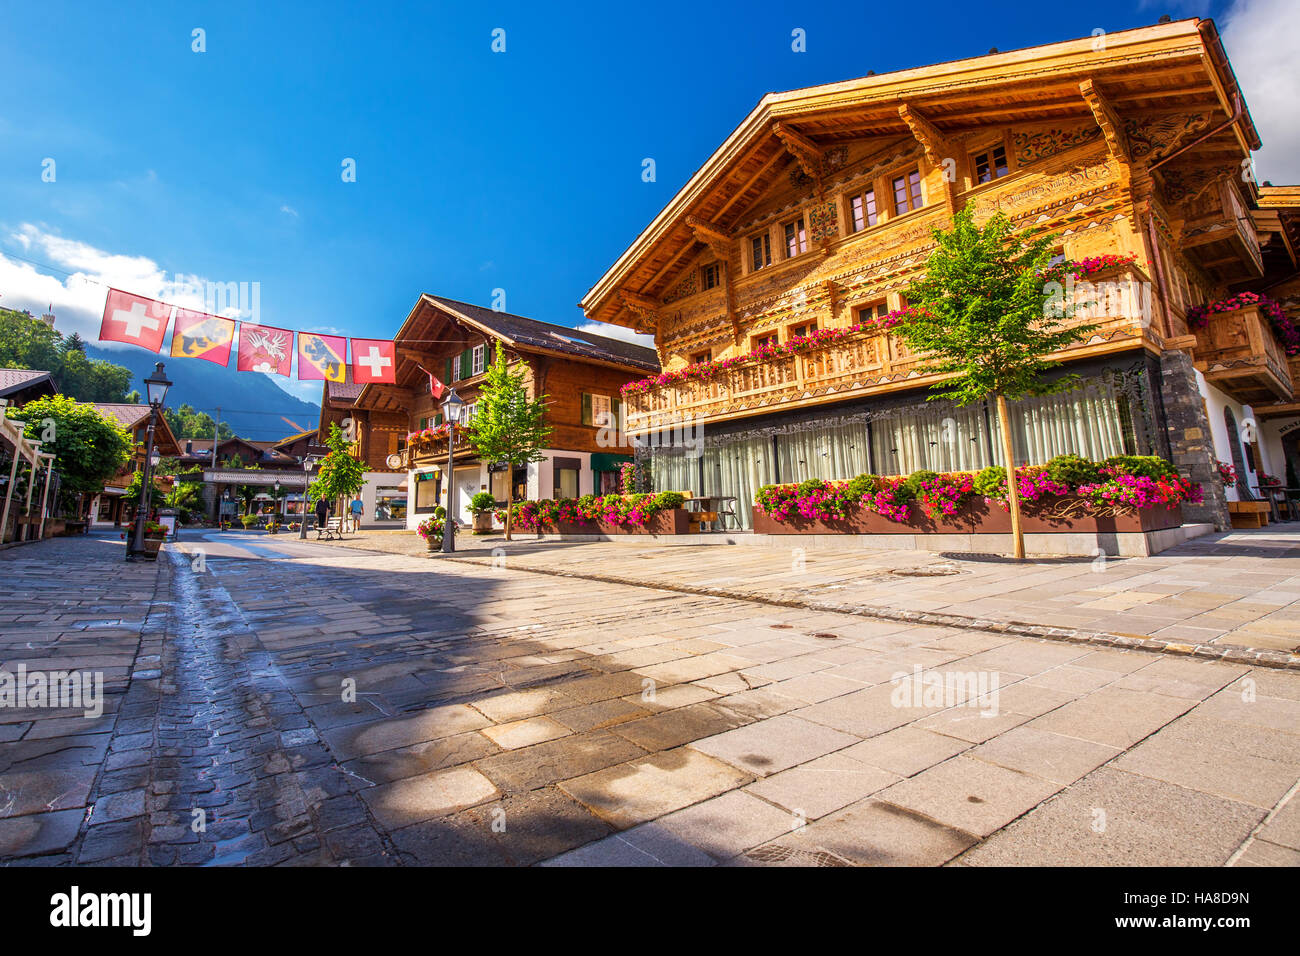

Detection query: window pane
xmin=893 ymin=176 xmax=908 ymax=213
xmin=909 ymin=170 xmax=923 ymax=209
xmin=850 ymin=196 xmax=864 ymax=232
xmin=864 ymin=190 xmax=877 ymax=226
xmin=993 ymin=145 xmax=1008 ymax=177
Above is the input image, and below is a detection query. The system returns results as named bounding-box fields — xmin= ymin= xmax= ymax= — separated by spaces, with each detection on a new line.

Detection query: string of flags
xmin=98 ymin=288 xmax=398 ymax=383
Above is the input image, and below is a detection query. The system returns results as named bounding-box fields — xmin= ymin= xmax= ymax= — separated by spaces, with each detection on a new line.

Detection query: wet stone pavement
xmin=2 ymin=531 xmax=1298 ymax=867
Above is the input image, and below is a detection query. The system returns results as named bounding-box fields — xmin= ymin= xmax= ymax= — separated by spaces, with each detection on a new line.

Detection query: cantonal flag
xmin=297 ymin=332 xmax=348 ymax=382
xmin=350 ymin=338 xmax=397 ymax=384
xmin=170 ymin=309 xmax=235 ymax=366
xmin=99 ymin=289 xmax=172 ymax=353
xmin=236 ymin=323 xmax=294 ymax=377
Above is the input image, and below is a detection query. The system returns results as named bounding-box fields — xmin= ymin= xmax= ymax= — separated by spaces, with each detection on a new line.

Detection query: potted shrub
xmin=239 ymin=515 xmax=259 ymax=531
xmin=470 ymin=492 xmax=497 ymax=533
xmin=417 ymin=507 xmax=446 ymax=552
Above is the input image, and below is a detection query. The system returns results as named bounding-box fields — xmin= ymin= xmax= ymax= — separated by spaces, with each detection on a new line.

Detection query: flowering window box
xmin=527 ymin=509 xmax=693 ymax=536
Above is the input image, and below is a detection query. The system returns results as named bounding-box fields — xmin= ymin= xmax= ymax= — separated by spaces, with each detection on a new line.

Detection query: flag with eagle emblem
xmin=297 ymin=332 xmax=348 ymax=382
xmin=170 ymin=309 xmax=235 ymax=366
xmin=236 ymin=323 xmax=294 ymax=376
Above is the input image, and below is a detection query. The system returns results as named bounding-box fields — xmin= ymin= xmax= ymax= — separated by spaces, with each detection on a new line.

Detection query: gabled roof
xmin=579 ymin=17 xmax=1264 ymax=328
xmin=89 ymin=403 xmax=182 ymax=457
xmin=422 ymin=295 xmax=658 ymax=370
xmin=0 ymin=368 xmax=57 ymax=398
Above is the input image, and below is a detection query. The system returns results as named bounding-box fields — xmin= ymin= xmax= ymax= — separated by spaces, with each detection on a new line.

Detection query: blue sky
xmin=5 ymin=0 xmax=1290 ymax=408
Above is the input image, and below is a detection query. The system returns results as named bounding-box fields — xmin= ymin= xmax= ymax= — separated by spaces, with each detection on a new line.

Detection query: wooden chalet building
xmin=354 ymin=295 xmax=659 ymax=530
xmin=319 ymin=372 xmax=408 ymax=527
xmin=580 ymin=18 xmax=1300 ymax=529
xmin=87 ymin=403 xmax=182 ymax=528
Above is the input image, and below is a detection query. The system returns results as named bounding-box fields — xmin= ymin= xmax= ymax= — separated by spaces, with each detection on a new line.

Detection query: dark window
xmin=789 ymin=322 xmax=817 ymax=340
xmin=751 ymin=332 xmax=779 ymax=350
xmin=701 ymin=262 xmax=721 ymax=290
xmin=856 ymin=301 xmax=890 ymax=323
xmin=750 ymin=233 xmax=772 ymax=271
xmin=690 ymin=350 xmax=712 ymax=365
xmin=892 ymin=168 xmax=923 ymax=214
xmin=972 ymin=144 xmax=1009 ymax=184
xmin=849 ymin=189 xmax=878 ymax=232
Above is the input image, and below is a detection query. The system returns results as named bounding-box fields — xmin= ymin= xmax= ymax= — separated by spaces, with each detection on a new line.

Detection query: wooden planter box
xmin=532 ymin=508 xmax=693 ymax=535
xmin=1227 ymin=500 xmax=1270 ymax=529
xmin=752 ymin=497 xmax=1183 ymax=536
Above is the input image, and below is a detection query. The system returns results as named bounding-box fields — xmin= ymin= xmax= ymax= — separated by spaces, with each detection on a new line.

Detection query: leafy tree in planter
xmin=309 ymin=422 xmax=366 ymax=515
xmin=893 ymin=205 xmax=1097 ymax=559
xmin=10 ymin=395 xmax=132 ymax=513
xmin=465 ymin=342 xmax=552 ymax=540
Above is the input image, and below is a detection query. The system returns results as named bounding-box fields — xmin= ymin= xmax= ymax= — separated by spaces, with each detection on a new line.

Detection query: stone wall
xmin=1159 ymin=349 xmax=1229 ymax=530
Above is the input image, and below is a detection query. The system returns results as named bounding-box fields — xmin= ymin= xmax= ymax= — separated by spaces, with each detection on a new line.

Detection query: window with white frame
xmin=472 ymin=343 xmax=486 ymax=376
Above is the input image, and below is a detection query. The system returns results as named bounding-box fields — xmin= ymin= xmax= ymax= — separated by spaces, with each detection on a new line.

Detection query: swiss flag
xmin=351 ymin=338 xmax=397 ymax=383
xmin=99 ymin=289 xmax=172 ymax=353
xmin=237 ymin=324 xmax=294 ymax=377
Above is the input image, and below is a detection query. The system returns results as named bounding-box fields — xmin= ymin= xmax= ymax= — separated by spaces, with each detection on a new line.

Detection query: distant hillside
xmin=86 ymin=345 xmax=321 ymax=441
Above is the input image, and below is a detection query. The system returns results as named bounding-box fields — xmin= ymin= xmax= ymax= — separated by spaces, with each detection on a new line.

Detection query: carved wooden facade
xmin=581 ymin=19 xmax=1299 ymax=443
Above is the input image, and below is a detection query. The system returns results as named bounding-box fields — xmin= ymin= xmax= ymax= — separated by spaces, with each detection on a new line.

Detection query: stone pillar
xmin=1158 ymin=349 xmax=1229 ymax=530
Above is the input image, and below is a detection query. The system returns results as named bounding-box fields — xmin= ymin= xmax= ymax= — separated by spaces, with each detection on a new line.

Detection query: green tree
xmin=465 ymin=342 xmax=552 ymax=540
xmin=308 ymin=422 xmax=366 ymax=514
xmin=165 ymin=403 xmax=233 ymax=441
xmin=10 ymin=395 xmax=132 ymax=504
xmin=0 ymin=307 xmax=132 ymax=401
xmin=0 ymin=307 xmax=61 ymax=372
xmin=894 ymin=205 xmax=1098 ymax=560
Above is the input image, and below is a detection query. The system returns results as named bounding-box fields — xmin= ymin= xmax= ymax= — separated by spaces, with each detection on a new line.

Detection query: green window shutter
xmin=460 ymin=350 xmax=472 ymax=380
xmin=419 ymin=417 xmax=427 ymax=430
xmin=444 ymin=357 xmax=453 ymax=383
xmin=433 ymin=413 xmax=443 ymax=426
xmin=581 ymin=393 xmax=592 ymax=426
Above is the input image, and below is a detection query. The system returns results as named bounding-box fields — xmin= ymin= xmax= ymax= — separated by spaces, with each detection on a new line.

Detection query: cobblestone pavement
xmin=342 ymin=526 xmax=1300 ymax=656
xmin=2 ymin=530 xmax=1298 ymax=866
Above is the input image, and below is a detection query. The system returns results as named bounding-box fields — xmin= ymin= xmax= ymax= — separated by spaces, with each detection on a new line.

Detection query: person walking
xmin=349 ymin=495 xmax=363 ymax=532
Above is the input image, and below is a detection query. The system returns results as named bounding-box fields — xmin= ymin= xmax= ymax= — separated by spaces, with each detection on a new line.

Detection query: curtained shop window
xmin=649 ymin=446 xmax=700 ymax=496
xmin=775 ymin=423 xmax=870 ymax=484
xmin=869 ymin=402 xmax=995 ymax=475
xmin=998 ymin=378 xmax=1136 ymax=465
xmin=702 ymin=436 xmax=777 ymax=529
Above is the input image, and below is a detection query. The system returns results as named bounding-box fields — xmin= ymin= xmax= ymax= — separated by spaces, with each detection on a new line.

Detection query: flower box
xmin=529 ymin=508 xmax=693 ymax=535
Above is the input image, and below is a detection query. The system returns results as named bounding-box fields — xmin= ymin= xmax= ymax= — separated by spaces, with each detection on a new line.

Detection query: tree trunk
xmin=504 ymin=498 xmax=513 ymax=541
xmin=995 ymin=393 xmax=1025 ymax=560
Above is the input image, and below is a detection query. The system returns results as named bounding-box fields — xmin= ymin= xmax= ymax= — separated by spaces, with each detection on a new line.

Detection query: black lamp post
xmin=440 ymin=388 xmax=465 ymax=553
xmin=298 ymin=454 xmax=320 ymax=539
xmin=127 ymin=362 xmax=171 ymax=561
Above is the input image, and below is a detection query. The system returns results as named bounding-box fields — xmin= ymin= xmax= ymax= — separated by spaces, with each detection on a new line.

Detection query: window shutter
xmin=444 ymin=357 xmax=453 ymax=383
xmin=419 ymin=417 xmax=427 ymax=430
xmin=612 ymin=397 xmax=621 ymax=430
xmin=433 ymin=413 xmax=443 ymax=426
xmin=581 ymin=393 xmax=592 ymax=426
xmin=460 ymin=350 xmax=472 ymax=380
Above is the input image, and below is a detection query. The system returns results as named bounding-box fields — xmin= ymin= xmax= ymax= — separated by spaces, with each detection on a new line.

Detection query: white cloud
xmin=280 ymin=204 xmax=299 ymax=218
xmin=1222 ymin=0 xmax=1300 ymax=183
xmin=575 ymin=321 xmax=656 ymax=349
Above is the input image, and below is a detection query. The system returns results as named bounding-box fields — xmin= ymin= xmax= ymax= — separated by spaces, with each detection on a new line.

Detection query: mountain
xmin=86 ymin=344 xmax=321 ymax=441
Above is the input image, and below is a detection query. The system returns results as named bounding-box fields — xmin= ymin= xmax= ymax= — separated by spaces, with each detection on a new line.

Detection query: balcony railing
xmin=1193 ymin=304 xmax=1295 ymax=404
xmin=625 ymin=264 xmax=1154 ymax=434
xmin=402 ymin=426 xmax=477 ymax=467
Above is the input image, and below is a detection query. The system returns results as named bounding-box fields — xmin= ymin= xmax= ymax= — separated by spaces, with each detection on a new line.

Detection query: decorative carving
xmin=1125 ymin=112 xmax=1212 ymax=163
xmin=808 ymin=200 xmax=839 ymax=242
xmin=1080 ymin=79 xmax=1129 ymax=165
xmin=663 ymin=270 xmax=698 ymax=304
xmin=898 ymin=103 xmax=953 ymax=168
xmin=1013 ymin=125 xmax=1101 ymax=164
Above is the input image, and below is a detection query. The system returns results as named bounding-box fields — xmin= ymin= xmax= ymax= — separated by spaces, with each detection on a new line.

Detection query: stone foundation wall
xmin=1159 ymin=349 xmax=1229 ymax=530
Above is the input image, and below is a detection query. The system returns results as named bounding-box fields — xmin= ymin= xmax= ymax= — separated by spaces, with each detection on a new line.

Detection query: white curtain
xmin=649 ymin=447 xmax=700 ymax=496
xmin=776 ymin=423 xmax=871 ymax=483
xmin=703 ymin=437 xmax=777 ymax=529
xmin=998 ymin=382 xmax=1130 ymax=465
xmin=869 ymin=402 xmax=995 ymax=475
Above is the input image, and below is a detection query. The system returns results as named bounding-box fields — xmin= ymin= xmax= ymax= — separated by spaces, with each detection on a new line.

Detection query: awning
xmin=590 ymin=453 xmax=633 ymax=472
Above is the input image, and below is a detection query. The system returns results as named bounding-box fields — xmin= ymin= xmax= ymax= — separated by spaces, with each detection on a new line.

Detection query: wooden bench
xmin=317 ymin=516 xmax=345 ymax=540
xmin=1227 ymin=500 xmax=1270 ymax=529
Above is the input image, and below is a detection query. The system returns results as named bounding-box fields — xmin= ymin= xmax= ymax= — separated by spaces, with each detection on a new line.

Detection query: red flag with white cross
xmin=99 ymin=289 xmax=172 ymax=352
xmin=351 ymin=338 xmax=397 ymax=383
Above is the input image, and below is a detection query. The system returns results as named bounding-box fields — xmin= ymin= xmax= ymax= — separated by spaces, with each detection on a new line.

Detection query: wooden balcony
xmin=1182 ymin=181 xmax=1264 ymax=284
xmin=624 ymin=266 xmax=1153 ymax=435
xmin=1192 ymin=304 xmax=1295 ymax=404
xmin=403 ymin=426 xmax=477 ymax=468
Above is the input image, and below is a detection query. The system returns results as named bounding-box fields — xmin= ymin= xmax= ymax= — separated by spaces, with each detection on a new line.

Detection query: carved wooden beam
xmin=773 ymin=122 xmax=824 ymax=181
xmin=897 ymin=103 xmax=953 ymax=168
xmin=620 ymin=290 xmax=660 ymax=317
xmin=684 ymin=215 xmax=731 ymax=259
xmin=1080 ymin=79 xmax=1129 ymax=165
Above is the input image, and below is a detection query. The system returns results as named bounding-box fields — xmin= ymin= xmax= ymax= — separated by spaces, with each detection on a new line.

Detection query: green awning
xmin=590 ymin=453 xmax=633 ymax=472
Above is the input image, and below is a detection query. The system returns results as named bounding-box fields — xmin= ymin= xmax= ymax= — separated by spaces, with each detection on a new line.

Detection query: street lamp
xmin=440 ymin=388 xmax=465 ymax=553
xmin=298 ymin=453 xmax=321 ymax=539
xmin=127 ymin=362 xmax=171 ymax=561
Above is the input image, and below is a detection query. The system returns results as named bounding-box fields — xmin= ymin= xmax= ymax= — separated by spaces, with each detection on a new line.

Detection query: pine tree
xmin=893 ymin=204 xmax=1098 ymax=560
xmin=465 ymin=342 xmax=552 ymax=540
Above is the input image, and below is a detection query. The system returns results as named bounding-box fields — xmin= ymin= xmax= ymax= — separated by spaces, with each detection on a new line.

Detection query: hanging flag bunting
xmin=351 ymin=338 xmax=397 ymax=384
xmin=237 ymin=323 xmax=294 ymax=376
xmin=417 ymin=363 xmax=444 ymax=399
xmin=297 ymin=332 xmax=348 ymax=382
xmin=99 ymin=289 xmax=172 ymax=353
xmin=170 ymin=308 xmax=235 ymax=366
